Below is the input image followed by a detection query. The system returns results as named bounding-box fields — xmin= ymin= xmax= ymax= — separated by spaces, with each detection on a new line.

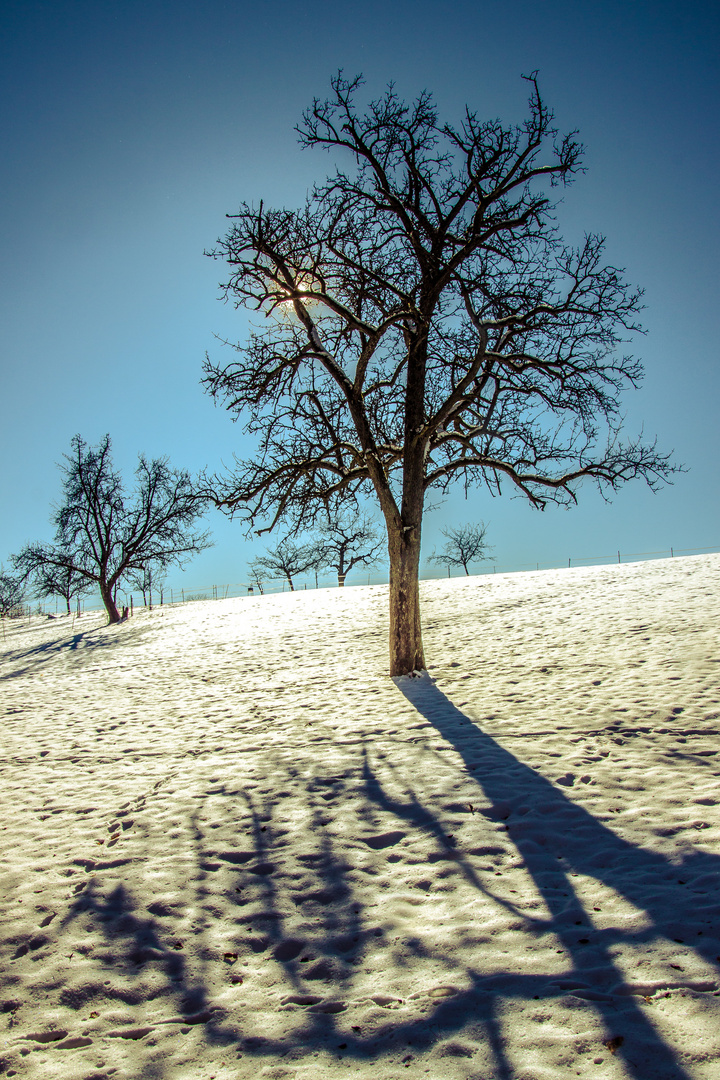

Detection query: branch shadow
xmin=391 ymin=673 xmax=720 ymax=1080
xmin=13 ymin=681 xmax=718 ymax=1079
xmin=0 ymin=620 xmax=150 ymax=682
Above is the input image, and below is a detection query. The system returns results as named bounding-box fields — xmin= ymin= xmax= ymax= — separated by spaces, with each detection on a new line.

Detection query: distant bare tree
xmin=25 ymin=561 xmax=92 ymax=615
xmin=315 ymin=513 xmax=384 ymax=586
xmin=13 ymin=435 xmax=211 ymax=624
xmin=249 ymin=538 xmax=321 ymax=592
xmin=204 ymin=73 xmax=677 ymax=674
xmin=126 ymin=564 xmax=166 ymax=609
xmin=247 ymin=562 xmax=265 ymax=594
xmin=0 ymin=567 xmax=24 ymax=618
xmin=428 ymin=522 xmax=494 ymax=576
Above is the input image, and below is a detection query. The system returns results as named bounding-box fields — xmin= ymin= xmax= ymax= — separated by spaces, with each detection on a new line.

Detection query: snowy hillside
xmin=1 ymin=555 xmax=719 ymax=1079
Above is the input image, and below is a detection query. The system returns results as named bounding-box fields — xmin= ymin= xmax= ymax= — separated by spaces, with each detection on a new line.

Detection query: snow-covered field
xmin=1 ymin=554 xmax=719 ymax=1080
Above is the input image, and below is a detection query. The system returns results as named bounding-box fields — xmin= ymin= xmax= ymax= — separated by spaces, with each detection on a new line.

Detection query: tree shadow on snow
xmin=387 ymin=673 xmax=720 ymax=1080
xmin=30 ymin=678 xmax=720 ymax=1079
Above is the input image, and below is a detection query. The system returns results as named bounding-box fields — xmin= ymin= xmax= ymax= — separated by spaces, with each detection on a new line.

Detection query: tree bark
xmin=100 ymin=580 xmax=121 ymax=623
xmin=337 ymin=572 xmax=346 ymax=587
xmin=387 ymin=522 xmax=425 ymax=676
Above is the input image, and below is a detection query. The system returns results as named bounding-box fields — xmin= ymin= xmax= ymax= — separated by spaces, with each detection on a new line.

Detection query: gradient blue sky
xmin=1 ymin=0 xmax=718 ymax=590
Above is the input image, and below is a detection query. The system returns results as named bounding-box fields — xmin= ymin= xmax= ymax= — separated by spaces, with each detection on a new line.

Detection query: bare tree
xmin=13 ymin=435 xmax=212 ymax=624
xmin=247 ymin=562 xmax=265 ymax=594
xmin=315 ymin=513 xmax=384 ymax=586
xmin=428 ymin=522 xmax=493 ymax=576
xmin=126 ymin=563 xmax=166 ymax=610
xmin=204 ymin=73 xmax=676 ymax=675
xmin=249 ymin=538 xmax=321 ymax=592
xmin=22 ymin=560 xmax=92 ymax=615
xmin=0 ymin=567 xmax=24 ymax=618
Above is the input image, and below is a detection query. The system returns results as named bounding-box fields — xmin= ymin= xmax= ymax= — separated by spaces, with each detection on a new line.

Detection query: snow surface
xmin=1 ymin=554 xmax=719 ymax=1079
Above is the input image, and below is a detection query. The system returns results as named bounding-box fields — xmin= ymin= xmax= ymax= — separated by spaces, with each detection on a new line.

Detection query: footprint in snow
xmin=362 ymin=830 xmax=406 ymax=849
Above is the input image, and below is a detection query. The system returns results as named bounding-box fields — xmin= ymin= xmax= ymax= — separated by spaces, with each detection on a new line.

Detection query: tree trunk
xmin=286 ymin=574 xmax=295 ymax=591
xmin=65 ymin=598 xmax=71 ymax=615
xmin=387 ymin=523 xmax=425 ymax=676
xmin=337 ymin=572 xmax=346 ymax=587
xmin=100 ymin=580 xmax=121 ymax=623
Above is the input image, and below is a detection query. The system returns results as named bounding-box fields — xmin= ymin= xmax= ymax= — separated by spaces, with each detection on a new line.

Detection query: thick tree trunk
xmin=337 ymin=572 xmax=346 ymax=587
xmin=100 ymin=580 xmax=121 ymax=624
xmin=387 ymin=524 xmax=425 ymax=676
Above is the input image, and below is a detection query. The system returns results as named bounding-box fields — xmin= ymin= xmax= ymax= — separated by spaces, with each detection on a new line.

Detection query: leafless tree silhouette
xmin=428 ymin=522 xmax=493 ymax=575
xmin=249 ymin=537 xmax=322 ymax=592
xmin=205 ymin=72 xmax=676 ymax=673
xmin=13 ymin=435 xmax=211 ymax=623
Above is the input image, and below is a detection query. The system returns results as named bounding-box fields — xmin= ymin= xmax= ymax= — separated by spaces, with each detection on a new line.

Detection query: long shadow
xmin=0 ymin=621 xmax=120 ymax=681
xmin=17 ymin=691 xmax=718 ymax=1078
xmin=392 ymin=673 xmax=720 ymax=1080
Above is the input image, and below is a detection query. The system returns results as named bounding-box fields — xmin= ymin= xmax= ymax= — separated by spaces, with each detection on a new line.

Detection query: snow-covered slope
xmin=1 ymin=555 xmax=719 ymax=1079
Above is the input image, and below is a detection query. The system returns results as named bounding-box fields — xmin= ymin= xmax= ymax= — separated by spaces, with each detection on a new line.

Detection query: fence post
xmin=671 ymin=547 xmax=674 ymax=557
xmin=130 ymin=595 xmax=134 ymax=616
xmin=568 ymin=558 xmax=571 ymax=568
xmin=618 ymin=550 xmax=621 ymax=564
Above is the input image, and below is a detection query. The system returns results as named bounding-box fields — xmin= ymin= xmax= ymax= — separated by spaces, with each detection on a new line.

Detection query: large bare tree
xmin=204 ymin=73 xmax=675 ymax=675
xmin=13 ymin=435 xmax=211 ymax=624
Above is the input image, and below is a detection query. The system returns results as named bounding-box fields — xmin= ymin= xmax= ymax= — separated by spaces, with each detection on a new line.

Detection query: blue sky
xmin=1 ymin=0 xmax=718 ymax=591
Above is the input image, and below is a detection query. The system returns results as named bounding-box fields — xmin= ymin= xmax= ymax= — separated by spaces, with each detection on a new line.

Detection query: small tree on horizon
xmin=204 ymin=73 xmax=676 ymax=675
xmin=249 ymin=537 xmax=321 ymax=592
xmin=0 ymin=567 xmax=24 ymax=618
xmin=315 ymin=513 xmax=385 ymax=586
xmin=26 ymin=561 xmax=93 ymax=615
xmin=428 ymin=522 xmax=494 ymax=576
xmin=13 ymin=435 xmax=212 ymax=624
xmin=126 ymin=563 xmax=166 ymax=610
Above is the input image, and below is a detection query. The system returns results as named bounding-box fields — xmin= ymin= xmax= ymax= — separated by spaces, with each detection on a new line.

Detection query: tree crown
xmin=204 ymin=73 xmax=675 ymax=538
